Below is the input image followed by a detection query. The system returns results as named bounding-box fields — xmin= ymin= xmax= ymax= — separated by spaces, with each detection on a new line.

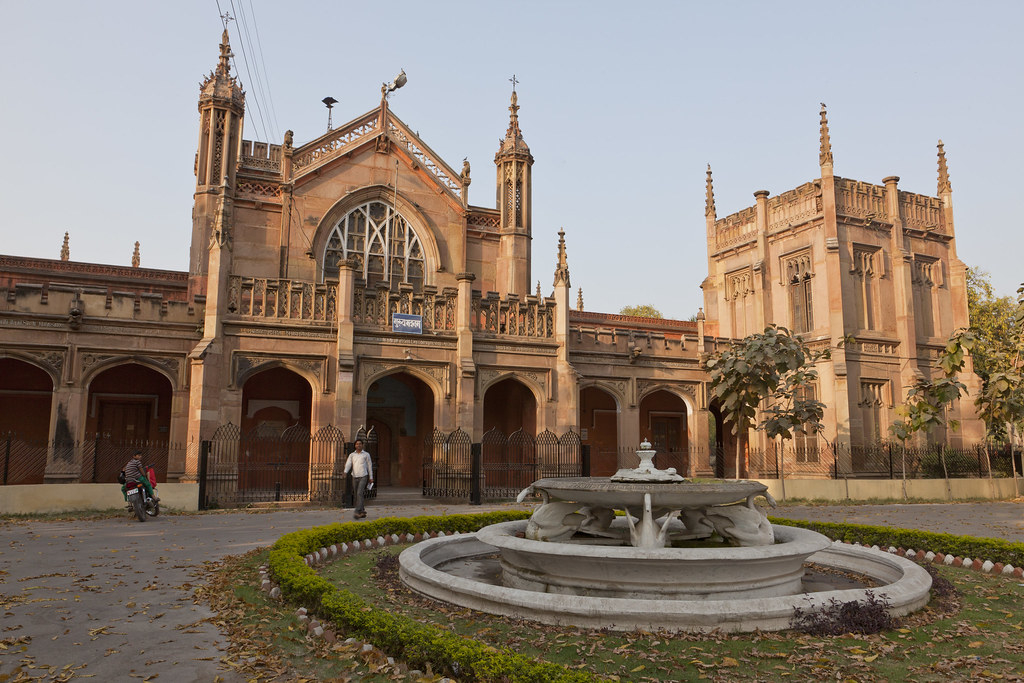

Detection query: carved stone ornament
xmin=18 ymin=349 xmax=66 ymax=379
xmin=80 ymin=353 xmax=181 ymax=385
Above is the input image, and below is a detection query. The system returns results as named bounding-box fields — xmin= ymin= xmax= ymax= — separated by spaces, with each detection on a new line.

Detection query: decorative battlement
xmin=898 ymin=191 xmax=945 ymax=231
xmin=767 ymin=181 xmax=822 ymax=233
xmin=714 ymin=206 xmax=758 ymax=250
xmin=835 ymin=178 xmax=887 ymax=221
xmin=353 ymin=281 xmax=457 ymax=333
xmin=240 ymin=140 xmax=282 ymax=172
xmin=0 ymin=281 xmax=198 ymax=325
xmin=0 ymin=255 xmax=189 ymax=300
xmin=227 ymin=276 xmax=336 ymax=323
xmin=472 ymin=291 xmax=554 ymax=338
xmin=467 ymin=208 xmax=501 ymax=231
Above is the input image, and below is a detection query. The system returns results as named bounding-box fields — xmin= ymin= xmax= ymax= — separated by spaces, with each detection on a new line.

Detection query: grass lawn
xmin=208 ymin=541 xmax=1024 ymax=682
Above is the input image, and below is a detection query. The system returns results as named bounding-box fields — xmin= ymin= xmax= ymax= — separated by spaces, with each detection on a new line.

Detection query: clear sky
xmin=1 ymin=1 xmax=1021 ymax=319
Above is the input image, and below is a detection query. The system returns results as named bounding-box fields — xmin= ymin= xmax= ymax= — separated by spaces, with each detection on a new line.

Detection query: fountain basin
xmin=476 ymin=520 xmax=829 ymax=599
xmin=399 ymin=524 xmax=933 ymax=632
xmin=527 ymin=476 xmax=768 ymax=510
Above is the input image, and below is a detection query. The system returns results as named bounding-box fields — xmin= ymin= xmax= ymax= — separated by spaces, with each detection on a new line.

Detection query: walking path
xmin=1 ymin=500 xmax=1020 ymax=681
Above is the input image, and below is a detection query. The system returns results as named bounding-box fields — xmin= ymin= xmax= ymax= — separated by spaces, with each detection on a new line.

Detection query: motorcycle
xmin=120 ymin=466 xmax=160 ymax=522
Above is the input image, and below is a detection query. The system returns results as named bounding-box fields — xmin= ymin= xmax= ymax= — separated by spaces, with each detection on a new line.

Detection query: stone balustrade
xmin=227 ymin=276 xmax=336 ymax=322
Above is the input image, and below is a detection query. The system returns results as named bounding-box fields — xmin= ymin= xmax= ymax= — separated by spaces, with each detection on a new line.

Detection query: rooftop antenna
xmin=322 ymin=97 xmax=338 ymax=132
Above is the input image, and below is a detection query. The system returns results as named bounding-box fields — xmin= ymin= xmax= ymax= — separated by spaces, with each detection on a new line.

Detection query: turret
xmin=494 ymin=81 xmax=534 ymax=296
xmin=190 ymin=29 xmax=245 ymax=284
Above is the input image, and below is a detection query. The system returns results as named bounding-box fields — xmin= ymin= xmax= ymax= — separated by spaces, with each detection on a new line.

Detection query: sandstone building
xmin=0 ymin=31 xmax=983 ymax=488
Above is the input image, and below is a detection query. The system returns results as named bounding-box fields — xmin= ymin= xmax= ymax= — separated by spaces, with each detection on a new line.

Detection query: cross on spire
xmin=509 ymin=74 xmax=519 ymax=92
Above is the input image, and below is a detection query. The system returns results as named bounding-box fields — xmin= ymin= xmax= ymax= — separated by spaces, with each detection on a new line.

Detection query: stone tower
xmin=190 ymin=29 xmax=245 ymax=290
xmin=493 ymin=86 xmax=534 ymax=297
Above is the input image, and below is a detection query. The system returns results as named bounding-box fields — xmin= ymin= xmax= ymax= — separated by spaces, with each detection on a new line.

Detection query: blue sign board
xmin=392 ymin=313 xmax=423 ymax=334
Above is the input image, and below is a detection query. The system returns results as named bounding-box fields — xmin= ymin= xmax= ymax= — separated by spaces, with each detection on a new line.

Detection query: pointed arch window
xmin=782 ymin=250 xmax=814 ymax=334
xmin=322 ymin=201 xmax=425 ymax=290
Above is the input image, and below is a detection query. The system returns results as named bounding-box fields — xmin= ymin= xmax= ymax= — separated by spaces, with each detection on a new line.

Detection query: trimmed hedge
xmin=269 ymin=511 xmax=597 ymax=683
xmin=770 ymin=516 xmax=1024 ymax=567
xmin=268 ymin=511 xmax=1022 ymax=681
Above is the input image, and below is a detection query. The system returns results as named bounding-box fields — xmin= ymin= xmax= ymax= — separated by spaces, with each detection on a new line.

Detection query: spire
xmin=818 ymin=103 xmax=833 ymax=166
xmin=496 ymin=78 xmax=530 ymax=157
xmin=705 ymin=164 xmax=716 ymax=217
xmin=200 ymin=28 xmax=244 ymax=112
xmin=536 ymin=281 xmax=541 ymax=298
xmin=937 ymin=139 xmax=951 ymax=194
xmin=577 ymin=287 xmax=584 ymax=311
xmin=553 ymin=228 xmax=570 ymax=287
xmin=131 ymin=241 xmax=140 ymax=268
xmin=217 ymin=29 xmax=232 ymax=75
xmin=60 ymin=232 xmax=69 ymax=261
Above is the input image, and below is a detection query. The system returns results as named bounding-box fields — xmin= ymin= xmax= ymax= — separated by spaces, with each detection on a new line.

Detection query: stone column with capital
xmin=455 ymin=272 xmax=476 ymax=434
xmin=334 ymin=260 xmax=357 ymax=434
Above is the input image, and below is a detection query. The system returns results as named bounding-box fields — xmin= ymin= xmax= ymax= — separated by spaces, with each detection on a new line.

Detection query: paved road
xmin=0 ymin=502 xmax=524 ymax=682
xmin=1 ymin=500 xmax=1021 ymax=681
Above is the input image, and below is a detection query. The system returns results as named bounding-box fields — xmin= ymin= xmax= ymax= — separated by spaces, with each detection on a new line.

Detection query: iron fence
xmin=0 ymin=432 xmax=181 ymax=485
xmin=423 ymin=428 xmax=584 ymax=501
xmin=198 ymin=423 xmax=378 ymax=509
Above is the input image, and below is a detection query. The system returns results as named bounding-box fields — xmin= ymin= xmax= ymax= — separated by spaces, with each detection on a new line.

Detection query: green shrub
xmin=268 ymin=511 xmax=594 ymax=683
xmin=770 ymin=517 xmax=1024 ymax=567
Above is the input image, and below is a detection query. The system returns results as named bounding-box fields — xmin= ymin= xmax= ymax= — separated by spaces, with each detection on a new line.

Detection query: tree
xmin=890 ymin=329 xmax=977 ymax=497
xmin=619 ymin=304 xmax=663 ymax=319
xmin=707 ymin=325 xmax=829 ymax=479
xmin=966 ymin=268 xmax=1020 ymax=423
xmin=973 ymin=282 xmax=1024 ymax=493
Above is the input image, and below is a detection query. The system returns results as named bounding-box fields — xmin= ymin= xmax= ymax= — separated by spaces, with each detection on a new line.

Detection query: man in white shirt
xmin=343 ymin=439 xmax=374 ymax=518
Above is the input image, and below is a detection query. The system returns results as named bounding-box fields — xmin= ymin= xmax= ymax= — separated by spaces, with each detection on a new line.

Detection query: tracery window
xmin=851 ymin=246 xmax=881 ymax=331
xmin=794 ymin=383 xmax=820 ymax=462
xmin=912 ymin=256 xmax=938 ymax=339
xmin=859 ymin=380 xmax=888 ymax=443
xmin=322 ymin=201 xmax=425 ymax=289
xmin=783 ymin=251 xmax=813 ymax=334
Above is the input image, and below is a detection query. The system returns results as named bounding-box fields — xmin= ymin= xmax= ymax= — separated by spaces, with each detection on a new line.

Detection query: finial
xmin=553 ymin=228 xmax=570 ymax=287
xmin=937 ymin=139 xmax=951 ymax=193
xmin=536 ymin=281 xmax=541 ymax=298
xmin=819 ymin=103 xmax=833 ymax=166
xmin=506 ymin=81 xmax=521 ymax=139
xmin=131 ymin=241 xmax=140 ymax=268
xmin=60 ymin=232 xmax=70 ymax=261
xmin=696 ymin=307 xmax=705 ymax=321
xmin=705 ymin=163 xmax=716 ymax=218
xmin=217 ymin=28 xmax=233 ymax=76
xmin=577 ymin=287 xmax=584 ymax=311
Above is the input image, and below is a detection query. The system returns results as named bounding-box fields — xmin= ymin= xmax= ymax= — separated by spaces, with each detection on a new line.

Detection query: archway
xmin=0 ymin=358 xmax=54 ymax=484
xmin=366 ymin=373 xmax=435 ymax=487
xmin=483 ymin=377 xmax=537 ymax=437
xmin=579 ymin=386 xmax=619 ymax=476
xmin=0 ymin=358 xmax=53 ymax=440
xmin=240 ymin=367 xmax=313 ymax=499
xmin=639 ymin=389 xmax=689 ymax=474
xmin=86 ymin=363 xmax=173 ymax=483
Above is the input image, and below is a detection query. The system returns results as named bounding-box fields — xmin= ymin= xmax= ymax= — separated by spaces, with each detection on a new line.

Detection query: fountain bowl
xmin=399 ymin=523 xmax=933 ymax=632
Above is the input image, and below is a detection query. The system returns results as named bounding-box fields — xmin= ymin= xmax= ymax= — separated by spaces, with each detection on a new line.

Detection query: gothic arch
xmin=81 ymin=356 xmax=179 ymax=391
xmin=0 ymin=350 xmax=60 ymax=387
xmin=637 ymin=383 xmax=697 ymax=416
xmin=577 ymin=380 xmax=624 ymax=411
xmin=310 ymin=185 xmax=443 ymax=285
xmin=479 ymin=371 xmax=545 ymax=407
xmin=235 ymin=358 xmax=321 ymax=395
xmin=361 ymin=364 xmax=443 ymax=406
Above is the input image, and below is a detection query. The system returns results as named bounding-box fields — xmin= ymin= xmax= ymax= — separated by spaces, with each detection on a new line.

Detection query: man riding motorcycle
xmin=120 ymin=450 xmax=159 ymax=504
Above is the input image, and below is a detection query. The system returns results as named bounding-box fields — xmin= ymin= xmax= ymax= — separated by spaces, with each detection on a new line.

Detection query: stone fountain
xmin=399 ymin=441 xmax=932 ymax=632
